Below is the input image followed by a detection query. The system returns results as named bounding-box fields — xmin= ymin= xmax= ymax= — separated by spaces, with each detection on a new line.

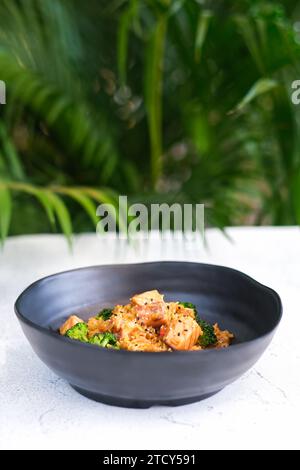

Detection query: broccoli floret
xmin=95 ymin=308 xmax=113 ymax=321
xmin=65 ymin=322 xmax=88 ymax=342
xmin=179 ymin=302 xmax=197 ymax=312
xmin=89 ymin=332 xmax=119 ymax=349
xmin=197 ymin=319 xmax=217 ymax=348
xmin=179 ymin=302 xmax=217 ymax=347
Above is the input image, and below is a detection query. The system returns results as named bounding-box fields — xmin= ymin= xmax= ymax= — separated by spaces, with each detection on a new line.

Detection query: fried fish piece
xmin=131 ymin=289 xmax=164 ymax=305
xmin=163 ymin=314 xmax=202 ymax=351
xmin=131 ymin=290 xmax=168 ymax=328
xmin=59 ymin=315 xmax=83 ymax=336
xmin=111 ymin=304 xmax=136 ymax=333
xmin=214 ymin=323 xmax=234 ymax=348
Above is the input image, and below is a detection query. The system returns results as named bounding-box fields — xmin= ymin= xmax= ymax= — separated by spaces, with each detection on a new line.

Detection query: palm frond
xmin=0 ymin=186 xmax=12 ymax=245
xmin=0 ymin=50 xmax=117 ymax=172
xmin=0 ymin=180 xmax=120 ymax=245
xmin=145 ymin=12 xmax=168 ymax=188
xmin=1 ymin=0 xmax=300 ymax=239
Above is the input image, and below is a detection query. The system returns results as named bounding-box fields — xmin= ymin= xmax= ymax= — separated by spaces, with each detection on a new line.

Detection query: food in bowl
xmin=15 ymin=262 xmax=282 ymax=407
xmin=59 ymin=289 xmax=234 ymax=352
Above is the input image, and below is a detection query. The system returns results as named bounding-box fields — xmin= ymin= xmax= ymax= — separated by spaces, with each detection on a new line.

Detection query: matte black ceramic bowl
xmin=15 ymin=262 xmax=282 ymax=408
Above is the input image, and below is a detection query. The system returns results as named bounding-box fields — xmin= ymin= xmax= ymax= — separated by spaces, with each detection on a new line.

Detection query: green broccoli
xmin=95 ymin=308 xmax=113 ymax=321
xmin=197 ymin=319 xmax=217 ymax=348
xmin=179 ymin=302 xmax=197 ymax=312
xmin=179 ymin=302 xmax=217 ymax=348
xmin=65 ymin=322 xmax=88 ymax=342
xmin=89 ymin=332 xmax=119 ymax=349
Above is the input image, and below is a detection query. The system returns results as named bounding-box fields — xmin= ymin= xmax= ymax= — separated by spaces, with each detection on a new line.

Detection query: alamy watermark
xmin=96 ymin=196 xmax=205 ymax=240
xmin=291 ymin=80 xmax=300 ymax=104
xmin=0 ymin=80 xmax=6 ymax=105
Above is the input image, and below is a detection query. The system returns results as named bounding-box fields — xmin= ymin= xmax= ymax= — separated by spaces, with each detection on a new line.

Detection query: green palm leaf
xmin=231 ymin=78 xmax=279 ymax=114
xmin=46 ymin=192 xmax=73 ymax=248
xmin=145 ymin=13 xmax=168 ymax=188
xmin=0 ymin=186 xmax=12 ymax=245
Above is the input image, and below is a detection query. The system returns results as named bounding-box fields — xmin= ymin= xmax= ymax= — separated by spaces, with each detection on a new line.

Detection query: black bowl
xmin=15 ymin=262 xmax=282 ymax=408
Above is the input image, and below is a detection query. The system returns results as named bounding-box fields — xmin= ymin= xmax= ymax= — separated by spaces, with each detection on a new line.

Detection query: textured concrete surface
xmin=0 ymin=228 xmax=299 ymax=450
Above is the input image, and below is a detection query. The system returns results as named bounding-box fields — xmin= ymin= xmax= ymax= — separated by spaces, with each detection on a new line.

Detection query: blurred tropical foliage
xmin=1 ymin=0 xmax=300 ymax=243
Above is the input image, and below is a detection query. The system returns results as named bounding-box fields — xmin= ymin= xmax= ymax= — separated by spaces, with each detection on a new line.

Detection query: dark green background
xmin=1 ymin=0 xmax=300 ymax=242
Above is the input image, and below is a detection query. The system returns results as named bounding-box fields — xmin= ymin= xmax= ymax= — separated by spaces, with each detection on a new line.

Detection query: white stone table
xmin=0 ymin=227 xmax=299 ymax=450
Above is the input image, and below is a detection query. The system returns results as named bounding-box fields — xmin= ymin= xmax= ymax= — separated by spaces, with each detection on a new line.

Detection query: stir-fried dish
xmin=59 ymin=290 xmax=234 ymax=352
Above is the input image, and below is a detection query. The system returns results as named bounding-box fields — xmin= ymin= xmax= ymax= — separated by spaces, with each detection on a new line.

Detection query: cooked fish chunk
xmin=134 ymin=302 xmax=167 ymax=328
xmin=214 ymin=323 xmax=234 ymax=348
xmin=59 ymin=315 xmax=83 ymax=336
xmin=131 ymin=289 xmax=168 ymax=328
xmin=163 ymin=314 xmax=202 ymax=350
xmin=111 ymin=304 xmax=136 ymax=333
xmin=111 ymin=304 xmax=164 ymax=350
xmin=131 ymin=289 xmax=164 ymax=306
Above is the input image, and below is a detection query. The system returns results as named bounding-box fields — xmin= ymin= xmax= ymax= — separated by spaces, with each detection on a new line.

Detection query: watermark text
xmin=0 ymin=80 xmax=6 ymax=105
xmin=96 ymin=196 xmax=205 ymax=240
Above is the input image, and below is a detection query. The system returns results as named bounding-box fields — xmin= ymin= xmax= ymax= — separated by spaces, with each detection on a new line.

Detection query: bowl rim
xmin=14 ymin=260 xmax=283 ymax=355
